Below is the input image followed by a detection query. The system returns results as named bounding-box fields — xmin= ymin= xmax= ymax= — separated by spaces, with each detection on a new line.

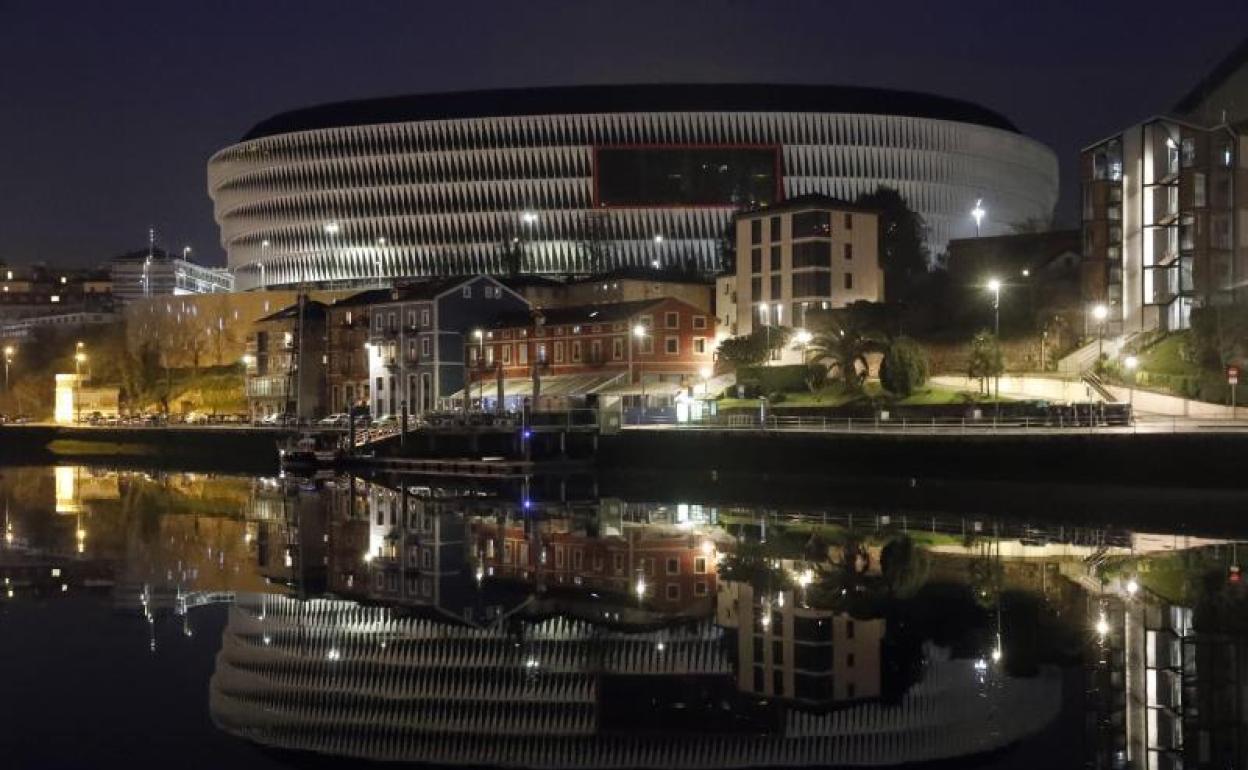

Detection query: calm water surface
xmin=0 ymin=465 xmax=1243 ymax=769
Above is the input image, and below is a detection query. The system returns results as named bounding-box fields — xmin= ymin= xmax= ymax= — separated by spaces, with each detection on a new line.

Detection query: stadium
xmin=207 ymin=84 xmax=1059 ymax=290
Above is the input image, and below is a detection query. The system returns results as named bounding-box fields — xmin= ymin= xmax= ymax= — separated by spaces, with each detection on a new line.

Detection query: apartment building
xmin=731 ymin=194 xmax=883 ymax=336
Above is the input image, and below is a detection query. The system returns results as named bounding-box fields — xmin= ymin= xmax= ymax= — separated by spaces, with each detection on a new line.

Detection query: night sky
xmin=2 ymin=0 xmax=1246 ymax=269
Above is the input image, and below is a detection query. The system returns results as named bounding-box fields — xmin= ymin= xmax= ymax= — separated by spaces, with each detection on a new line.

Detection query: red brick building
xmin=466 ymin=298 xmax=715 ymax=406
xmin=468 ymin=518 xmax=719 ymax=614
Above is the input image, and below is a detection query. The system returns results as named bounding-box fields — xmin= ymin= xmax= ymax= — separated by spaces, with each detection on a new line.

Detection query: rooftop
xmin=487 ymin=298 xmax=669 ymax=329
xmin=241 ymin=83 xmax=1020 ymax=142
xmin=256 ymin=300 xmax=329 ymax=323
xmin=734 ymin=193 xmax=881 ymax=219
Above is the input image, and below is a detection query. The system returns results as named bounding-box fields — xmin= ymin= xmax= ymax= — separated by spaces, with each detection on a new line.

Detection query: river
xmin=0 ymin=464 xmax=1244 ymax=769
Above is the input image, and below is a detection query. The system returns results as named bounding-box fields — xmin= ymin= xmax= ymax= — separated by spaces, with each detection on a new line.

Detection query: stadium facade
xmin=208 ymin=84 xmax=1059 ymax=290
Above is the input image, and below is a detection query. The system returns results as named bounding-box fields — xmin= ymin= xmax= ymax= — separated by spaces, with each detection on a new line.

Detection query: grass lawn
xmin=1138 ymin=332 xmax=1195 ymax=376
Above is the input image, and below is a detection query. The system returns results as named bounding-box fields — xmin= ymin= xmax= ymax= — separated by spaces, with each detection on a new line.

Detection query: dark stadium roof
xmin=242 ymin=83 xmax=1020 ymax=141
xmin=1172 ymin=36 xmax=1248 ymax=116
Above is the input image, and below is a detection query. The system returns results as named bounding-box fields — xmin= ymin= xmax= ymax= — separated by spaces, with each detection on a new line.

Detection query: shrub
xmin=739 ymin=364 xmax=809 ymax=394
xmin=879 ymin=336 xmax=929 ymax=397
xmin=767 ymin=391 xmax=787 ymax=404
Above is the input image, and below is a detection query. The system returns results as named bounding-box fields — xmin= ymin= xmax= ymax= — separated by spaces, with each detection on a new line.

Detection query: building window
xmin=421 ymin=337 xmax=431 ymax=356
xmin=792 ymin=210 xmax=831 ymax=238
xmin=388 ymin=312 xmax=397 ymax=330
xmin=421 ymin=309 xmax=430 ymax=327
xmin=613 ymin=553 xmax=624 ymax=574
xmin=501 ymin=345 xmax=512 ymax=364
xmin=518 ymin=343 xmax=528 ymax=365
xmin=844 ymin=243 xmax=853 ymax=260
xmin=750 ymin=219 xmax=762 ymax=245
xmin=846 ymin=653 xmax=855 ymax=667
xmin=846 ymin=619 xmax=855 ymax=639
xmin=844 ymin=273 xmax=854 ymax=290
xmin=375 ymin=315 xmax=383 ymax=330
xmin=640 ymin=335 xmax=654 ymax=355
xmin=692 ymin=315 xmax=707 ymax=330
xmin=770 ymin=274 xmax=781 ymax=299
xmin=665 ymin=336 xmax=678 ymax=355
xmin=571 ymin=340 xmax=582 ymax=362
xmin=666 ymin=584 xmax=680 ymax=601
xmin=1182 ymin=137 xmax=1196 ymax=168
xmin=693 ymin=337 xmax=706 ymax=354
xmin=462 ymin=285 xmax=472 ymax=298
xmin=750 ymin=276 xmax=762 ymax=300
xmin=695 ymin=581 xmax=707 ymax=596
xmin=769 ymin=215 xmax=781 ymax=241
xmin=693 ymin=556 xmax=707 ymax=574
xmin=590 ymin=339 xmax=602 ymax=362
xmin=1194 ymin=172 xmax=1207 ymax=208
xmin=750 ymin=248 xmax=762 ymax=274
xmin=792 ymin=241 xmax=831 ymax=269
xmin=554 ymin=341 xmax=565 ymax=363
xmin=407 ymin=310 xmax=416 ymax=327
xmin=1221 ymin=143 xmax=1233 ymax=168
xmin=844 ymin=213 xmax=853 ymax=230
xmin=666 ymin=557 xmax=679 ymax=575
xmin=769 ymin=244 xmax=780 ymax=271
xmin=664 ymin=311 xmax=679 ymax=329
xmin=612 ymin=338 xmax=624 ymax=360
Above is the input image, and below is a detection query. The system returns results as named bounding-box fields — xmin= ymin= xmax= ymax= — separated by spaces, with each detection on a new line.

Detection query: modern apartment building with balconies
xmin=1081 ymin=39 xmax=1248 ymax=334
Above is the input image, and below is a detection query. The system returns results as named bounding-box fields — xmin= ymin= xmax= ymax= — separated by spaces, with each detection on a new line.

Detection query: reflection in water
xmin=0 ymin=466 xmax=1245 ymax=768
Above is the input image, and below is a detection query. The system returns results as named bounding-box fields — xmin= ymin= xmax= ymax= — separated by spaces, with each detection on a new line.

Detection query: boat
xmin=278 ymin=433 xmax=342 ymax=469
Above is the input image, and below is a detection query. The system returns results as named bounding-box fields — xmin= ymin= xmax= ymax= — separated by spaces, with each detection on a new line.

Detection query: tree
xmin=804 ymin=361 xmax=828 ymax=394
xmin=717 ymin=326 xmax=792 ymax=369
xmin=967 ymin=330 xmax=1004 ymax=395
xmin=855 ymin=186 xmax=929 ymax=302
xmin=1191 ymin=305 xmax=1248 ymax=369
xmin=880 ymin=534 xmax=930 ymax=598
xmin=879 ymin=336 xmax=929 ymax=397
xmin=805 ymin=319 xmax=883 ymax=390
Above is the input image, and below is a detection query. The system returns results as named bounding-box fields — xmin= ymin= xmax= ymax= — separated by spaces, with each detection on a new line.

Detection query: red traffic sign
xmin=1229 ymin=366 xmax=1240 ymax=385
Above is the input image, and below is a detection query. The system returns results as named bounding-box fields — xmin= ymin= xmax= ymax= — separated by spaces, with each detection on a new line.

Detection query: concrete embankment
xmin=597 ymin=428 xmax=1248 ymax=489
xmin=0 ymin=425 xmax=286 ymax=472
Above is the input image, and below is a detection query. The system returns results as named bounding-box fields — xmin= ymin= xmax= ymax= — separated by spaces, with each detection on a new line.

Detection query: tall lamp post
xmin=972 ymin=199 xmax=986 ymax=238
xmin=1092 ymin=304 xmax=1109 ymax=367
xmin=632 ymin=324 xmax=648 ymax=413
xmin=3 ymin=345 xmax=13 ymax=392
xmin=74 ymin=342 xmax=87 ymax=423
xmin=986 ymin=278 xmax=1002 ymax=337
xmin=473 ymin=329 xmax=485 ymax=411
xmin=793 ymin=328 xmax=813 ymax=364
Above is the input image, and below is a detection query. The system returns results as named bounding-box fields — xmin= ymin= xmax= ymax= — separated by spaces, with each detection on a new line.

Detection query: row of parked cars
xmin=0 ymin=414 xmax=34 ymax=425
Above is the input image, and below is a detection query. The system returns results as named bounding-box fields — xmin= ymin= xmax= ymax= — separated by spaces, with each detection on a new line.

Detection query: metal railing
xmin=626 ymin=412 xmax=1125 ymax=433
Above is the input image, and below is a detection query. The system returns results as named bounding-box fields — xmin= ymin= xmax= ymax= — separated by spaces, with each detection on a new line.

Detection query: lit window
xmin=50 ymin=295 xmax=60 ymax=303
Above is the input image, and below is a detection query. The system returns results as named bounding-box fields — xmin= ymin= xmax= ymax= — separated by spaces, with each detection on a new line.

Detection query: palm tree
xmin=806 ymin=321 xmax=885 ymax=390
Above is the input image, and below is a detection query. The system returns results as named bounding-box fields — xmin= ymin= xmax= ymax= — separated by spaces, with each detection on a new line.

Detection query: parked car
xmin=184 ymin=411 xmax=209 ymax=425
xmin=319 ymin=413 xmax=349 ymax=428
xmin=260 ymin=412 xmax=297 ymax=427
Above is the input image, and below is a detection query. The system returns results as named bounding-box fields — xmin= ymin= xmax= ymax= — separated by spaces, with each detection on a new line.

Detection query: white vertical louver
xmin=208 ymin=110 xmax=1058 ymax=290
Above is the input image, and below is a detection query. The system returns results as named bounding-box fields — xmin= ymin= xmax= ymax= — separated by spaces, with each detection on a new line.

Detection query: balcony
xmin=246 ymin=375 xmax=291 ymax=399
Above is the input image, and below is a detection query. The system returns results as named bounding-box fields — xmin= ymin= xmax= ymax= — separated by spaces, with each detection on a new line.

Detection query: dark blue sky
xmin=2 ymin=0 xmax=1246 ymax=268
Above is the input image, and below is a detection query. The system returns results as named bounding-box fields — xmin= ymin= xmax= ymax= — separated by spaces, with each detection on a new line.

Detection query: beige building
xmin=717 ymin=580 xmax=884 ymax=705
xmin=732 ymin=194 xmax=883 ymax=336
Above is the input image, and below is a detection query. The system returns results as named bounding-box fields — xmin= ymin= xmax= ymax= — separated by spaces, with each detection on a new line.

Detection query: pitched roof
xmin=567 ymin=267 xmax=712 ymax=286
xmin=241 ymin=83 xmax=1020 ymax=141
xmin=734 ymin=193 xmax=880 ymax=219
xmin=329 ymin=276 xmax=509 ymax=308
xmin=256 ymin=300 xmax=328 ymax=323
xmin=1173 ymin=36 xmax=1248 ymax=116
xmin=486 ymin=298 xmax=669 ymax=329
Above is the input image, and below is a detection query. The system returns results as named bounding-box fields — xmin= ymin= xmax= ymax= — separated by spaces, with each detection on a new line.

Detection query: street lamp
xmin=1124 ymin=355 xmax=1139 ymax=411
xmin=473 ymin=329 xmax=485 ymax=410
xmin=3 ymin=345 xmax=13 ymax=391
xmin=971 ymin=199 xmax=986 ymax=237
xmin=1092 ymin=303 xmax=1109 ymax=365
xmin=74 ymin=342 xmax=87 ymax=424
xmin=986 ymin=278 xmax=1002 ymax=337
xmin=632 ymin=324 xmax=648 ymax=411
xmin=793 ymin=328 xmax=813 ymax=363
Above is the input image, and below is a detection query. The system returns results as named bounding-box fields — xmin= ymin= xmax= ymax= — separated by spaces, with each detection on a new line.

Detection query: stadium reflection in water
xmin=2 ymin=466 xmax=1246 ymax=769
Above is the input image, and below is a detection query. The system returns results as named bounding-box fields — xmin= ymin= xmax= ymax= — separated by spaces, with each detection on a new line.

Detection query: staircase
xmin=1057 ymin=333 xmax=1134 ymax=375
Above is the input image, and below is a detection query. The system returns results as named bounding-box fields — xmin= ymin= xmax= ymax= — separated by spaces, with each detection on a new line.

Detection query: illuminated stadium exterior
xmin=208 ymin=84 xmax=1059 ymax=290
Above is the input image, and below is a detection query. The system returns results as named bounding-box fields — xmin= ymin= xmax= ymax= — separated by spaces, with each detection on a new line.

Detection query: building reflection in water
xmin=2 ymin=466 xmax=1245 ymax=768
xmin=207 ymin=474 xmax=1064 ymax=768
